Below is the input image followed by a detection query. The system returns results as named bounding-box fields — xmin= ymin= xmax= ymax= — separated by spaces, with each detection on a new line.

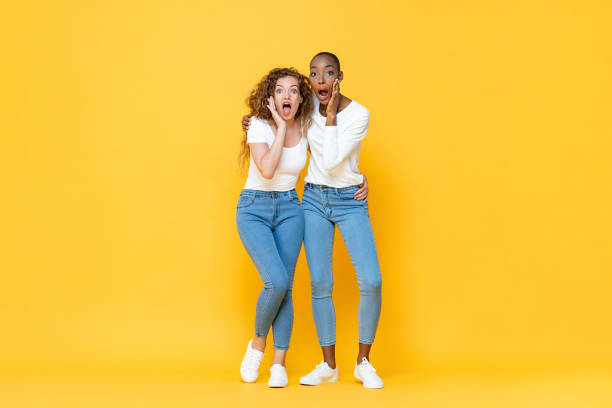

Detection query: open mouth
xmin=318 ymin=89 xmax=329 ymax=100
xmin=282 ymin=102 xmax=291 ymax=115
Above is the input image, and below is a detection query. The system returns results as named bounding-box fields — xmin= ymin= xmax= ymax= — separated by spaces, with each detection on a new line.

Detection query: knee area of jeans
xmin=359 ymin=278 xmax=382 ymax=294
xmin=311 ymin=279 xmax=333 ymax=296
xmin=264 ymin=279 xmax=290 ymax=295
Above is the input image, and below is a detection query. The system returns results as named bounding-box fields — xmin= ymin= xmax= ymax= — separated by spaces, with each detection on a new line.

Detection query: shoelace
xmin=312 ymin=361 xmax=329 ymax=374
xmin=359 ymin=359 xmax=377 ymax=374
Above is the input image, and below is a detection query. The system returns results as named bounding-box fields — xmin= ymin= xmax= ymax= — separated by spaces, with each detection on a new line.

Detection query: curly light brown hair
xmin=238 ymin=67 xmax=313 ymax=172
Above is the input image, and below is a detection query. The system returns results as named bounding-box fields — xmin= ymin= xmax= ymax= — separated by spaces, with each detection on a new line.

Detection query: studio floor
xmin=2 ymin=368 xmax=611 ymax=407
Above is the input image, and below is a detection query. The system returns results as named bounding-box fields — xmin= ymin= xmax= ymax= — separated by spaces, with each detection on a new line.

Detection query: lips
xmin=317 ymin=89 xmax=329 ymax=100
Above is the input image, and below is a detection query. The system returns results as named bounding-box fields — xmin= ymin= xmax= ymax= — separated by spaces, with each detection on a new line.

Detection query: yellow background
xmin=2 ymin=0 xmax=611 ymax=406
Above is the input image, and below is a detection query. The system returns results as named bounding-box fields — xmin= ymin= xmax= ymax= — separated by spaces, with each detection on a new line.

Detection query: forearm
xmin=325 ymin=114 xmax=336 ymax=127
xmin=258 ymin=126 xmax=286 ymax=178
xmin=322 ymin=125 xmax=340 ymax=170
xmin=322 ymin=115 xmax=368 ymax=171
xmin=322 ymin=126 xmax=362 ymax=171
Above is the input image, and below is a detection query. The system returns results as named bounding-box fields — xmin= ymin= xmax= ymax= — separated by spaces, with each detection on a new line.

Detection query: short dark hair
xmin=311 ymin=51 xmax=341 ymax=71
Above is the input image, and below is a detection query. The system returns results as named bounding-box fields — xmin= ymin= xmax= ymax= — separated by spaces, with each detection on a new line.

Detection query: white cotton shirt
xmin=244 ymin=117 xmax=308 ymax=191
xmin=304 ymin=97 xmax=369 ymax=187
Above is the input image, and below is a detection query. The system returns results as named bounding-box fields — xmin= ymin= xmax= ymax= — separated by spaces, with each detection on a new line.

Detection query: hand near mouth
xmin=266 ymin=96 xmax=286 ymax=128
xmin=325 ymin=79 xmax=341 ymax=121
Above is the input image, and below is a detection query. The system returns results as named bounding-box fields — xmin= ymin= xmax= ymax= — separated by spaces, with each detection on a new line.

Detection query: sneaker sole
xmin=354 ymin=369 xmax=383 ymax=389
xmin=299 ymin=375 xmax=338 ymax=386
xmin=268 ymin=382 xmax=288 ymax=388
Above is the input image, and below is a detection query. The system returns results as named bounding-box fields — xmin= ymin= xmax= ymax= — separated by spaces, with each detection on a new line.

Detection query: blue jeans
xmin=236 ymin=189 xmax=304 ymax=350
xmin=302 ymin=183 xmax=382 ymax=346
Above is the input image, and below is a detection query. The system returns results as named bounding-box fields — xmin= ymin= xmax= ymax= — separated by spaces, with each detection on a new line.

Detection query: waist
xmin=304 ymin=183 xmax=359 ymax=193
xmin=240 ymin=188 xmax=297 ymax=198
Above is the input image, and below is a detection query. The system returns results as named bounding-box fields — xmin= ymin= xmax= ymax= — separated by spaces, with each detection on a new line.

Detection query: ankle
xmin=252 ymin=338 xmax=266 ymax=352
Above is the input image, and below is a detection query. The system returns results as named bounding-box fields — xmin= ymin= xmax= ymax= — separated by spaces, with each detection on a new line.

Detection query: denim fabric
xmin=236 ymin=189 xmax=304 ymax=350
xmin=302 ymin=183 xmax=382 ymax=345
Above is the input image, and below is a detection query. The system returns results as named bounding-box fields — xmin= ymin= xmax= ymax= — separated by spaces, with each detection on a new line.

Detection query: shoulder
xmin=247 ymin=117 xmax=274 ymax=143
xmin=348 ymin=100 xmax=369 ymax=119
xmin=250 ymin=116 xmax=272 ymax=130
xmin=249 ymin=117 xmax=274 ymax=135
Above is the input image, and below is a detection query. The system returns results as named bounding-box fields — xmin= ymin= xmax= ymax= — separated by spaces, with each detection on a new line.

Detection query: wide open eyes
xmin=309 ymin=70 xmax=336 ymax=78
xmin=275 ymin=88 xmax=299 ymax=95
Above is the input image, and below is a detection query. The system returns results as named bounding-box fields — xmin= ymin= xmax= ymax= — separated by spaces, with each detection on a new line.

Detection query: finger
xmin=267 ymin=97 xmax=275 ymax=112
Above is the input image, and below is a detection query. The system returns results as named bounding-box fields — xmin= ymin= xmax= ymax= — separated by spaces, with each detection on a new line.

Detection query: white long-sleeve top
xmin=304 ymin=96 xmax=369 ymax=187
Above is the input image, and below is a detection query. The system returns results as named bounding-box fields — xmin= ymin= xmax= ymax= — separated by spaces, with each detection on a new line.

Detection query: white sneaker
xmin=299 ymin=361 xmax=338 ymax=385
xmin=268 ymin=364 xmax=288 ymax=388
xmin=240 ymin=339 xmax=264 ymax=383
xmin=354 ymin=357 xmax=384 ymax=388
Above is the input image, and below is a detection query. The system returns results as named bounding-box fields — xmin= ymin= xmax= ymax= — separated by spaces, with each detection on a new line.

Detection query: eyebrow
xmin=275 ymin=85 xmax=299 ymax=88
xmin=310 ymin=65 xmax=335 ymax=69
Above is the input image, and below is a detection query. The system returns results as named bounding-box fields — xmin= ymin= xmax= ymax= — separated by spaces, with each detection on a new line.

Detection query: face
xmin=309 ymin=55 xmax=343 ymax=105
xmin=273 ymin=76 xmax=303 ymax=120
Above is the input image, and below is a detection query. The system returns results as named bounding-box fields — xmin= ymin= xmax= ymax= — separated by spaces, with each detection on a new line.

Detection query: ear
xmin=338 ymin=71 xmax=344 ymax=82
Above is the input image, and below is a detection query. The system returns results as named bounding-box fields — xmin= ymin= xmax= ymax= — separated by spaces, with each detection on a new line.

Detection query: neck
xmin=284 ymin=117 xmax=296 ymax=128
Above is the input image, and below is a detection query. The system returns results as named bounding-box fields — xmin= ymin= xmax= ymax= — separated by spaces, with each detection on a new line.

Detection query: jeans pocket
xmin=237 ymin=194 xmax=255 ymax=209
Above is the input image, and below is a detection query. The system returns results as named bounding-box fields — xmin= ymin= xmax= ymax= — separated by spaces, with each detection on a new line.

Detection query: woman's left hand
xmin=354 ymin=174 xmax=368 ymax=201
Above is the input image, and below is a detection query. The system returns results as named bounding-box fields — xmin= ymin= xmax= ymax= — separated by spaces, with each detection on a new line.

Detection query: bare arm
xmin=249 ymin=97 xmax=286 ymax=179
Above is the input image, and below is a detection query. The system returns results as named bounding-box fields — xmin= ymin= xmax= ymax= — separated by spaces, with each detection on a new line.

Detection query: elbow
xmin=261 ymin=170 xmax=275 ymax=179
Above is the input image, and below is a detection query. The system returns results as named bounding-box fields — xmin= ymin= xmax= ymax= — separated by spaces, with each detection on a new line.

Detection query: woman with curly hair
xmin=243 ymin=52 xmax=383 ymax=389
xmin=237 ymin=68 xmax=313 ymax=387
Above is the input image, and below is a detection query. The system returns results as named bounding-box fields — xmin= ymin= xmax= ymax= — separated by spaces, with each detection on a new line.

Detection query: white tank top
xmin=243 ymin=117 xmax=308 ymax=191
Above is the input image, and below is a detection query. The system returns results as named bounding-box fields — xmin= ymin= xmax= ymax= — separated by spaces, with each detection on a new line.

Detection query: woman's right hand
xmin=266 ymin=96 xmax=286 ymax=128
